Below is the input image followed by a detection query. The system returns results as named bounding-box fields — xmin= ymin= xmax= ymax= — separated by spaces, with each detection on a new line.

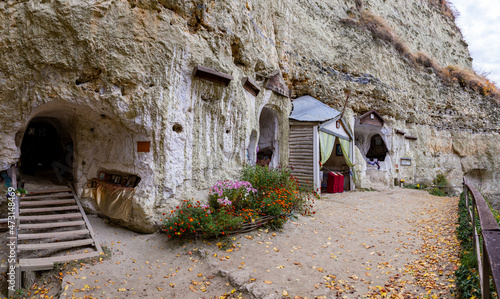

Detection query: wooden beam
xmin=483 ymin=231 xmax=500 ymax=296
xmin=20 ymin=205 xmax=79 ymax=214
xmin=192 ymin=65 xmax=233 ymax=86
xmin=473 ymin=190 xmax=500 ymax=232
xmin=20 ymin=213 xmax=82 ymax=222
xmin=291 ymin=144 xmax=316 ymax=149
xmin=25 ymin=189 xmax=72 ymax=195
xmin=465 ymin=179 xmax=500 ymax=232
xmin=19 ymin=251 xmax=100 ymax=271
xmin=70 ymin=185 xmax=103 ymax=255
xmin=22 ymin=193 xmax=74 ymax=200
xmin=464 ymin=178 xmax=500 ymax=299
xmin=18 ymin=229 xmax=90 ymax=240
xmin=264 ymin=70 xmax=290 ymax=97
xmin=290 ymin=154 xmax=314 ymax=157
xmin=17 ymin=238 xmax=94 ymax=251
xmin=405 ymin=136 xmax=418 ymax=140
xmin=20 ymin=199 xmax=75 ymax=207
xmin=241 ymin=77 xmax=261 ymax=96
xmin=19 ymin=220 xmax=85 ymax=229
xmin=290 ymin=157 xmax=314 ymax=161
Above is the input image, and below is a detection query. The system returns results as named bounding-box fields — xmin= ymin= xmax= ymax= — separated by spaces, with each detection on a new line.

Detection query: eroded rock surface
xmin=0 ymin=0 xmax=498 ymax=231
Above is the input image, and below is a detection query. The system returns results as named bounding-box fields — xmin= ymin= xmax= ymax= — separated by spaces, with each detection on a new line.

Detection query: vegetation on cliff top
xmin=342 ymin=3 xmax=500 ymax=101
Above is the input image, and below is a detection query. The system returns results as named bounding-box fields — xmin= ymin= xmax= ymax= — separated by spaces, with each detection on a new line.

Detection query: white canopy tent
xmin=289 ymin=96 xmax=355 ymax=191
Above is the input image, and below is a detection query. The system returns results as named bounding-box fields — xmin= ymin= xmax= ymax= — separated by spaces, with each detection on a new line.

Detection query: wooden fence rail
xmin=463 ymin=177 xmax=500 ymax=299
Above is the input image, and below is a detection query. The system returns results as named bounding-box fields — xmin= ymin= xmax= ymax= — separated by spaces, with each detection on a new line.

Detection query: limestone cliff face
xmin=0 ymin=0 xmax=498 ymax=231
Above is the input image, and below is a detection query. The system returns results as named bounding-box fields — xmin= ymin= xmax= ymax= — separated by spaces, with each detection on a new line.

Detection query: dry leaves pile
xmin=54 ymin=190 xmax=461 ymax=299
xmin=364 ymin=197 xmax=460 ymax=298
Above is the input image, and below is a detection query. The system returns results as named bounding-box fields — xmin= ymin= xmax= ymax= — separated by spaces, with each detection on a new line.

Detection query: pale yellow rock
xmin=0 ymin=0 xmax=498 ymax=232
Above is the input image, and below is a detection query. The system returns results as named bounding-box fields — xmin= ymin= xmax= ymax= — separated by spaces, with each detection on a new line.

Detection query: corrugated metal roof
xmin=289 ymin=95 xmax=340 ymax=122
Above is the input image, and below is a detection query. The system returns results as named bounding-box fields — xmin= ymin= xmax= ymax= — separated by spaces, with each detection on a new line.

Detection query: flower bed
xmin=162 ymin=165 xmax=316 ymax=239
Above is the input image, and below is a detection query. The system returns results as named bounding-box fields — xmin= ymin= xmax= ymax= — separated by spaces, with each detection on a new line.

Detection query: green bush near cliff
xmin=429 ymin=174 xmax=449 ymax=197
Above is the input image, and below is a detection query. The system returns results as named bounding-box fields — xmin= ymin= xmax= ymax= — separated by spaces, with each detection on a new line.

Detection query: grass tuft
xmin=347 ymin=9 xmax=500 ymax=101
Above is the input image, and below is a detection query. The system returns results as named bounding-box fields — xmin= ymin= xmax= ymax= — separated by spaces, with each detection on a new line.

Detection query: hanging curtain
xmin=339 ymin=138 xmax=357 ymax=183
xmin=319 ymin=131 xmax=335 ymax=166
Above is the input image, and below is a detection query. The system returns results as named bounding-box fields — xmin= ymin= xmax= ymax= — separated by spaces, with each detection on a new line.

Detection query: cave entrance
xmin=257 ymin=107 xmax=279 ymax=168
xmin=20 ymin=117 xmax=74 ymax=184
xmin=366 ymin=134 xmax=388 ymax=162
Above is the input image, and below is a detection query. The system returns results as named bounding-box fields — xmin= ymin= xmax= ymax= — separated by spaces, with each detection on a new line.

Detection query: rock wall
xmin=0 ymin=0 xmax=498 ymax=231
xmin=354 ymin=117 xmax=500 ymax=203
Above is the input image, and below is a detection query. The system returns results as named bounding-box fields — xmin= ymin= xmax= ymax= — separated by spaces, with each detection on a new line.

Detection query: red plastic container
xmin=334 ymin=172 xmax=344 ymax=193
xmin=327 ymin=172 xmax=344 ymax=193
xmin=327 ymin=172 xmax=335 ymax=193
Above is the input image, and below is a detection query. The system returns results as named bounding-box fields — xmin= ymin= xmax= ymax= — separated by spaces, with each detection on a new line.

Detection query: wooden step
xmin=26 ymin=189 xmax=72 ymax=196
xmin=20 ymin=205 xmax=79 ymax=214
xmin=19 ymin=251 xmax=100 ymax=271
xmin=18 ymin=238 xmax=94 ymax=251
xmin=19 ymin=220 xmax=86 ymax=229
xmin=20 ymin=213 xmax=82 ymax=222
xmin=20 ymin=199 xmax=75 ymax=207
xmin=18 ymin=229 xmax=90 ymax=240
xmin=22 ymin=193 xmax=74 ymax=200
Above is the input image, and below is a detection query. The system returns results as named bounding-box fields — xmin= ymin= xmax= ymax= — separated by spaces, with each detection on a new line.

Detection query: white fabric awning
xmin=290 ymin=95 xmax=340 ymax=122
xmin=320 ymin=118 xmax=351 ymax=140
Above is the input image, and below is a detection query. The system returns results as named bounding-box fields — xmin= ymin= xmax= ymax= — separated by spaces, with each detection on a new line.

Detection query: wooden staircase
xmin=17 ymin=188 xmax=102 ymax=271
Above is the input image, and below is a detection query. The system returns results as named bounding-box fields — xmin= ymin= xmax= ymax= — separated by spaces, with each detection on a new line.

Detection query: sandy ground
xmin=53 ymin=188 xmax=459 ymax=299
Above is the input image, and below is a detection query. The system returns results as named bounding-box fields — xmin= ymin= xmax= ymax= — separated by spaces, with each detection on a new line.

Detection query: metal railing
xmin=463 ymin=178 xmax=500 ymax=299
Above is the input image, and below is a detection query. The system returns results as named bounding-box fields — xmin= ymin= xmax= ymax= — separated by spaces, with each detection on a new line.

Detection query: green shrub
xmin=428 ymin=174 xmax=448 ymax=196
xmin=162 ymin=200 xmax=243 ymax=238
xmin=240 ymin=165 xmax=296 ymax=192
xmin=241 ymin=165 xmax=317 ymax=216
xmin=429 ymin=187 xmax=446 ymax=197
xmin=433 ymin=174 xmax=448 ymax=186
xmin=456 ymin=265 xmax=480 ymax=299
xmin=405 ymin=183 xmax=428 ymax=190
xmin=163 ymin=165 xmax=317 ymax=239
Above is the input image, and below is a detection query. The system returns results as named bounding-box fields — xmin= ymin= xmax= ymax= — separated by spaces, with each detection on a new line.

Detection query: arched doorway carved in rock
xmin=366 ymin=134 xmax=388 ymax=162
xmin=257 ymin=107 xmax=279 ymax=168
xmin=20 ymin=116 xmax=74 ymax=184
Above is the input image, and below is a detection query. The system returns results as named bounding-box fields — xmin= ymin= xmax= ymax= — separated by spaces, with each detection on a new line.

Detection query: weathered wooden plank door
xmin=289 ymin=124 xmax=315 ymax=188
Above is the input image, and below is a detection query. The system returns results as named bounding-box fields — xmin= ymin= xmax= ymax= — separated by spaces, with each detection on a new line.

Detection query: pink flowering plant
xmin=208 ymin=180 xmax=257 ymax=210
xmin=162 ymin=199 xmax=243 ymax=238
xmin=162 ymin=166 xmax=316 ymax=239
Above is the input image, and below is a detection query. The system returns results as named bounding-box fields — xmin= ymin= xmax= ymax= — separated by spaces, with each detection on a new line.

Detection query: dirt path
xmin=57 ymin=189 xmax=459 ymax=298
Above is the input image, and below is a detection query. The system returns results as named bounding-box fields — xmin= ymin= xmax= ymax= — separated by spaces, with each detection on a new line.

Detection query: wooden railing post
xmin=464 ymin=177 xmax=500 ymax=299
xmin=464 ymin=179 xmax=469 ymax=213
xmin=472 ymin=191 xmax=478 ymax=258
xmin=482 ymin=237 xmax=491 ymax=299
xmin=483 ymin=230 xmax=500 ymax=298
